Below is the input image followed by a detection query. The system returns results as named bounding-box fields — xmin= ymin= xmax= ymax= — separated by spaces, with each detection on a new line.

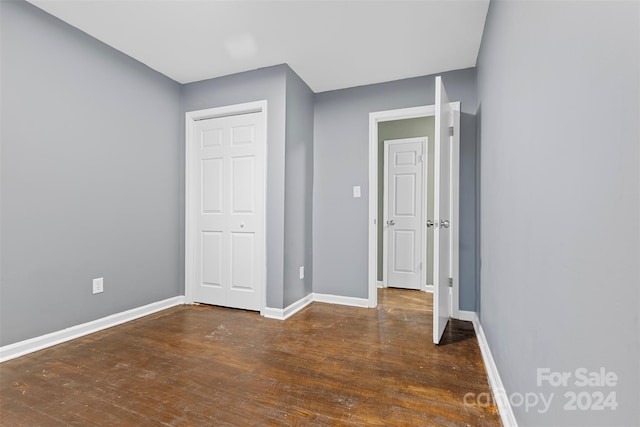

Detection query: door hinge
xmin=448 ymin=126 xmax=454 ymax=137
xmin=448 ymin=277 xmax=453 ymax=287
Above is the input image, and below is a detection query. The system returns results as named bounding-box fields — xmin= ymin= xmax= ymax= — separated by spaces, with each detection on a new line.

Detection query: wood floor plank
xmin=0 ymin=289 xmax=500 ymax=426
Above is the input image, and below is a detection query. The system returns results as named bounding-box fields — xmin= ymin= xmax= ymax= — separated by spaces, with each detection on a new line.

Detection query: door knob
xmin=240 ymin=222 xmax=245 ymax=228
xmin=426 ymin=220 xmax=434 ymax=228
xmin=386 ymin=219 xmax=395 ymax=226
xmin=440 ymin=219 xmax=450 ymax=229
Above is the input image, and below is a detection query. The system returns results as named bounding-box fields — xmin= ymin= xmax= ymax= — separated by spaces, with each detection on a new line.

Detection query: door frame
xmin=184 ymin=100 xmax=268 ymax=314
xmin=368 ymin=103 xmax=460 ymax=318
xmin=382 ymin=137 xmax=427 ymax=291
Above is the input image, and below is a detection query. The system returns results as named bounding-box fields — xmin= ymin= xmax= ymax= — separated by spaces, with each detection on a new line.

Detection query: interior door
xmin=191 ymin=112 xmax=265 ymax=311
xmin=433 ymin=76 xmax=452 ymax=344
xmin=384 ymin=138 xmax=425 ymax=290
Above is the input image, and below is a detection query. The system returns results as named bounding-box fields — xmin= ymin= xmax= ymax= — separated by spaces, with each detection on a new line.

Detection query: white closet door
xmin=191 ymin=112 xmax=265 ymax=311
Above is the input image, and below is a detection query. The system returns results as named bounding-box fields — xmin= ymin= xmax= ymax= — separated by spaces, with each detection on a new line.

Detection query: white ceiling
xmin=27 ymin=0 xmax=490 ymax=93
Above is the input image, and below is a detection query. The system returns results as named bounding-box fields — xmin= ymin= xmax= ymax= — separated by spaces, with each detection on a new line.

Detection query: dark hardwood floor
xmin=0 ymin=289 xmax=501 ymax=426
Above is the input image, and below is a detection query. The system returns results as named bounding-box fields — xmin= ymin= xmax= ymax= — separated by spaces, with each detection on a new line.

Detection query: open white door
xmin=433 ymin=76 xmax=452 ymax=344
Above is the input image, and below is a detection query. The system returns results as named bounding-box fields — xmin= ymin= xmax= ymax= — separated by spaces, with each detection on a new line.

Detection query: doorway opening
xmin=382 ymin=136 xmax=428 ymax=291
xmin=368 ymin=98 xmax=460 ymax=326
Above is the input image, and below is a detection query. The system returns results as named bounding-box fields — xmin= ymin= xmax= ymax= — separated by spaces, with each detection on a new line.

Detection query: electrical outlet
xmin=93 ymin=277 xmax=104 ymax=294
xmin=299 ymin=266 xmax=304 ymax=280
xmin=353 ymin=186 xmax=361 ymax=198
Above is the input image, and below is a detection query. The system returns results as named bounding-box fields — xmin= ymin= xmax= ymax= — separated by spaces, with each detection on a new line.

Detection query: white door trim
xmin=450 ymin=106 xmax=460 ymax=320
xmin=382 ymin=137 xmax=427 ymax=290
xmin=185 ymin=100 xmax=268 ymax=314
xmin=368 ymin=103 xmax=460 ymax=318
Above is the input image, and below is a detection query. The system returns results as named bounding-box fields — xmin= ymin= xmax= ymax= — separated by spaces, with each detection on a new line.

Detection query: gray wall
xmin=377 ymin=117 xmax=435 ymax=285
xmin=477 ymin=1 xmax=639 ymax=425
xmin=283 ymin=67 xmax=314 ymax=307
xmin=182 ymin=65 xmax=288 ymax=309
xmin=0 ymin=0 xmax=182 ymax=346
xmin=313 ymin=69 xmax=478 ymax=311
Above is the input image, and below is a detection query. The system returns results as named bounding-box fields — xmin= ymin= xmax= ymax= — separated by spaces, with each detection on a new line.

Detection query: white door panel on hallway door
xmin=385 ymin=139 xmax=425 ymax=291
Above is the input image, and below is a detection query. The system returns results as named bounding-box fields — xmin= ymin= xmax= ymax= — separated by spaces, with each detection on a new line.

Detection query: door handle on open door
xmin=440 ymin=219 xmax=450 ymax=229
xmin=386 ymin=220 xmax=395 ymax=226
xmin=426 ymin=220 xmax=434 ymax=228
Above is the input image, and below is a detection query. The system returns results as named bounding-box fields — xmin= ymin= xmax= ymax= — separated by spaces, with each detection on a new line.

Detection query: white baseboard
xmin=457 ymin=309 xmax=476 ymax=322
xmin=377 ymin=281 xmax=385 ymax=288
xmin=312 ymin=293 xmax=369 ymax=308
xmin=263 ymin=292 xmax=369 ymax=320
xmin=471 ymin=314 xmax=518 ymax=427
xmin=423 ymin=284 xmax=434 ymax=293
xmin=262 ymin=293 xmax=314 ymax=320
xmin=0 ymin=296 xmax=185 ymax=363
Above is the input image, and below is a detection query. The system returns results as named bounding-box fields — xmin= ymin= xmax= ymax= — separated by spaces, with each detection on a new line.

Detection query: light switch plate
xmin=353 ymin=186 xmax=361 ymax=198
